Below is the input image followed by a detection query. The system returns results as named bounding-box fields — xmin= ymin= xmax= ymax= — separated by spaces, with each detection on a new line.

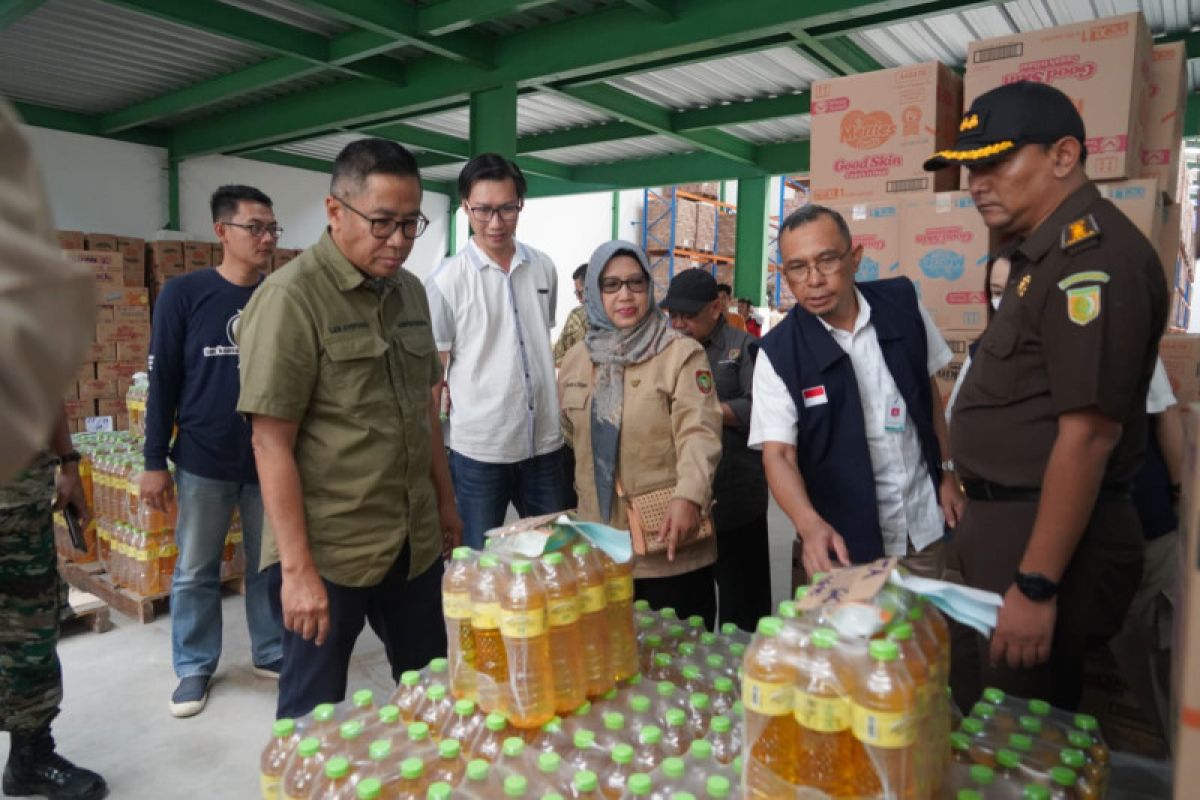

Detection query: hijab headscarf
xmin=583 ymin=240 xmax=681 ymax=522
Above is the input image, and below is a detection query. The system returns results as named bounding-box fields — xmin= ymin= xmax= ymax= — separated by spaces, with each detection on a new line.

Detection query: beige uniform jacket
xmin=558 ymin=336 xmax=722 ymax=580
xmin=0 ymin=99 xmax=94 ymax=482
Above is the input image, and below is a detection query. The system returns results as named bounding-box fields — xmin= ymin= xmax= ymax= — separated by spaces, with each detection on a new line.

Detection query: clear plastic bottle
xmin=471 ymin=712 xmax=511 ymax=763
xmin=429 ymin=739 xmax=466 ymax=787
xmin=625 ymin=694 xmax=654 ymax=737
xmin=684 ymin=693 xmax=711 ymax=740
xmin=504 ymin=775 xmax=531 ymax=799
xmin=356 ymin=777 xmax=382 ymax=800
xmin=661 ymin=709 xmax=690 ymax=759
xmin=444 ymin=546 xmax=479 ymax=702
xmin=573 ymin=769 xmax=603 ymax=800
xmin=742 ymin=617 xmax=798 ymax=798
xmin=706 ymin=715 xmax=738 ymax=765
xmin=305 ymin=703 xmax=340 ymax=745
xmin=602 ymin=744 xmax=635 ymax=800
xmin=622 ymin=774 xmax=653 ymax=799
xmin=391 ymin=671 xmax=424 ymax=722
xmin=418 ymin=684 xmax=455 ymax=736
xmin=424 ymin=782 xmax=451 ymax=800
xmin=349 ymin=689 xmax=376 ymax=722
xmin=566 ymin=730 xmax=608 ymax=779
xmin=362 ymin=740 xmax=395 ymax=787
xmin=597 ymin=712 xmax=628 ymax=753
xmin=653 ymin=681 xmax=681 ymax=728
xmin=472 ymin=554 xmax=510 ymax=717
xmin=648 ymin=756 xmax=686 ymax=800
xmin=459 ymin=759 xmax=501 ymax=800
xmin=641 ymin=637 xmax=666 ymax=675
xmin=311 ymin=756 xmax=354 ymax=800
xmin=710 ymin=678 xmax=735 ymax=718
xmin=538 ymin=551 xmax=588 ymax=714
xmin=532 ymin=717 xmax=569 ymax=756
xmin=261 ymin=718 xmax=299 ymax=799
xmin=332 ymin=720 xmax=368 ymax=766
xmin=404 ymin=722 xmax=439 ymax=771
xmin=888 ymin=623 xmax=932 ymax=798
xmin=498 ymin=736 xmax=537 ymax=781
xmin=567 ymin=542 xmax=614 ymax=698
xmin=599 ymin=553 xmax=639 ymax=681
xmin=851 ymin=639 xmax=917 ymax=800
xmin=502 ymin=559 xmax=557 ymax=729
xmin=444 ymin=698 xmax=484 ymax=749
xmin=685 ymin=615 xmax=707 ymax=639
xmin=703 ymin=775 xmax=731 ymax=799
xmin=395 ymin=757 xmax=428 ymax=800
xmin=634 ymin=726 xmax=665 ymax=774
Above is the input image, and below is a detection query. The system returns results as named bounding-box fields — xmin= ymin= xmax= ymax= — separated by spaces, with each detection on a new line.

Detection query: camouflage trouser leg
xmin=0 ymin=499 xmax=62 ymax=733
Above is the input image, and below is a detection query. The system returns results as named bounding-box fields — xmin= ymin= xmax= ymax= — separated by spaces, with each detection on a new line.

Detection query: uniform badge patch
xmin=1017 ymin=274 xmax=1031 ymax=298
xmin=1060 ymin=214 xmax=1101 ymax=251
xmin=1066 ymin=285 xmax=1101 ymax=326
xmin=695 ymin=370 xmax=714 ymax=395
xmin=727 ymin=348 xmax=740 ymax=360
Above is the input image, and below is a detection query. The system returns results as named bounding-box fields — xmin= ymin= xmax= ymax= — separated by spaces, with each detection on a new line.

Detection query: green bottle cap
xmin=1009 ymin=733 xmax=1034 ymax=753
xmin=679 ymin=644 xmax=697 ymax=659
xmin=538 ymin=752 xmax=561 ymax=773
xmin=654 ymin=653 xmax=673 ymax=668
xmin=339 ymin=721 xmax=364 ymax=741
xmin=408 ymin=722 xmax=430 ymax=741
xmin=353 ymin=689 xmax=374 ymax=707
xmin=356 ymin=777 xmax=383 ymax=800
xmin=960 ymin=718 xmax=985 ymax=736
xmin=812 ymin=628 xmax=839 ymax=649
xmin=1019 ymin=715 xmax=1042 ymax=734
xmin=1060 ymin=748 xmax=1086 ymax=769
xmin=671 ymin=794 xmax=696 ymax=800
xmin=705 ymin=655 xmax=725 ymax=670
xmin=1050 ymin=767 xmax=1077 ymax=788
xmin=669 ymin=625 xmax=685 ymax=639
xmin=711 ymin=715 xmax=732 ymax=733
xmin=542 ymin=717 xmax=562 ymax=734
xmin=479 ymin=554 xmax=499 ymax=568
xmin=630 ymin=695 xmax=651 ymax=713
xmin=869 ymin=640 xmax=899 ymax=661
xmin=756 ymin=617 xmax=782 ymax=637
xmin=700 ymin=632 xmax=718 ymax=647
xmin=969 ymin=765 xmax=995 ymax=786
xmin=504 ymin=775 xmax=528 ymax=797
xmin=543 ymin=551 xmax=564 ymax=566
xmin=272 ymin=719 xmax=296 ymax=738
xmin=573 ymin=729 xmax=595 ymax=748
xmin=888 ymin=623 xmax=914 ymax=641
xmin=657 ymin=681 xmax=677 ymax=698
xmin=662 ymin=757 xmax=685 ymax=778
xmin=368 ymin=740 xmax=392 ymax=761
xmin=982 ymin=687 xmax=1005 ymax=704
xmin=378 ymin=705 xmax=401 ymax=725
xmin=312 ymin=703 xmax=336 ymax=723
xmin=690 ymin=693 xmax=710 ymax=710
xmin=296 ymin=737 xmax=320 ymax=758
xmin=950 ymin=732 xmax=970 ymax=752
xmin=613 ymin=743 xmax=635 ymax=765
xmin=777 ymin=600 xmax=797 ymax=619
xmin=439 ymin=739 xmax=461 ymax=759
xmin=326 ymin=756 xmax=351 ymax=779
xmin=907 ymin=606 xmax=924 ymax=621
xmin=511 ymin=560 xmax=533 ymax=575
xmin=690 ymin=740 xmax=713 ymax=760
xmin=640 ymin=725 xmax=662 ymax=745
xmin=573 ymin=771 xmax=598 ymax=793
xmin=427 ymin=684 xmax=447 ymax=701
xmin=714 ymin=677 xmax=734 ymax=694
xmin=956 ymin=792 xmax=982 ymax=800
xmin=452 ymin=546 xmax=473 ymax=560
xmin=706 ymin=776 xmax=731 ymax=798
xmin=729 ymin=643 xmax=746 ymax=658
xmin=425 ymin=782 xmax=451 ymax=800
xmin=1029 ymin=699 xmax=1051 ymax=716
xmin=466 ymin=759 xmax=489 ymax=782
xmin=455 ymin=698 xmax=476 ymax=716
xmin=486 ymin=712 xmax=507 ymax=731
xmin=811 ymin=571 xmax=830 ymax=582
xmin=400 ymin=758 xmax=423 ymax=780
xmin=732 ymin=700 xmax=743 ymax=716
xmin=665 ymin=709 xmax=686 ymax=728
xmin=1074 ymin=713 xmax=1099 ymax=733
xmin=400 ymin=671 xmax=420 ymax=687
xmin=971 ymin=702 xmax=995 ymax=720
xmin=660 ymin=607 xmax=678 ymax=620
xmin=688 ymin=615 xmax=705 ymax=629
xmin=996 ymin=749 xmax=1021 ymax=769
xmin=429 ymin=658 xmax=448 ymax=674
xmin=571 ymin=543 xmax=591 ymax=556
xmin=634 ymin=599 xmax=651 ymax=611
xmin=637 ymin=615 xmax=655 ymax=630
xmin=645 ymin=635 xmax=663 ymax=649
xmin=573 ymin=701 xmax=592 ymax=717
xmin=604 ymin=712 xmax=625 ymax=731
xmin=628 ymin=774 xmax=652 ymax=796
xmin=503 ymin=737 xmax=525 ymax=758
xmin=1023 ymin=786 xmax=1051 ymax=800
xmin=1068 ymin=731 xmax=1094 ymax=749
xmin=603 ymin=688 xmax=619 ymax=702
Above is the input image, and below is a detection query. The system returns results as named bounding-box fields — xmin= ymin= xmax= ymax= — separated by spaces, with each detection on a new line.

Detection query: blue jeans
xmin=448 ymin=447 xmax=576 ymax=549
xmin=171 ymin=468 xmax=281 ymax=679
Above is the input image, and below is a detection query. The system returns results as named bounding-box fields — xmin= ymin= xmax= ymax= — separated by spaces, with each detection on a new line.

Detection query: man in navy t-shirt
xmin=141 ymin=185 xmax=284 ymax=717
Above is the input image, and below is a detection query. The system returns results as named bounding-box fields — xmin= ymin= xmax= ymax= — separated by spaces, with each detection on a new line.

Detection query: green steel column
xmin=733 ymin=176 xmax=768 ymax=305
xmin=166 ymin=157 xmax=181 ymax=231
xmin=446 ymin=202 xmax=458 ymax=257
xmin=611 ymin=191 xmax=619 ymax=239
xmin=468 ymin=84 xmax=518 ymax=157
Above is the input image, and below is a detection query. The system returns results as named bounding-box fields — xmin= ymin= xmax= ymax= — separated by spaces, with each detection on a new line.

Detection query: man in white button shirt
xmin=749 ymin=205 xmax=963 ymax=580
xmin=424 ymin=154 xmax=573 ymax=548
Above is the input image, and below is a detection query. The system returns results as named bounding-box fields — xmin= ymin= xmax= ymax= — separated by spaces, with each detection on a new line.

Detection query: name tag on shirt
xmin=802 ymin=385 xmax=828 ymax=408
xmin=885 ymin=394 xmax=907 ymax=432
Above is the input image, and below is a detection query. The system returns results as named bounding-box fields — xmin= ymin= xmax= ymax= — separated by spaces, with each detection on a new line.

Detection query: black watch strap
xmin=1014 ymin=571 xmax=1058 ymax=601
xmin=55 ymin=450 xmax=83 ymax=466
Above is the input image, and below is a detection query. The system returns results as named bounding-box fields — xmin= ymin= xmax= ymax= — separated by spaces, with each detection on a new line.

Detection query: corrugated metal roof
xmin=528 ymin=134 xmax=693 ymax=165
xmin=218 ymin=0 xmax=352 ymax=36
xmin=720 ymin=115 xmax=812 ymax=144
xmin=421 ymin=163 xmax=468 ymax=182
xmin=609 ymin=47 xmax=833 ymax=111
xmin=405 ymin=92 xmax=616 ymax=138
xmin=272 ymin=132 xmax=368 ymax=161
xmin=479 ymin=0 xmax=624 ymax=36
xmin=0 ymin=0 xmax=266 ymax=114
xmin=153 ymin=71 xmax=345 ymax=127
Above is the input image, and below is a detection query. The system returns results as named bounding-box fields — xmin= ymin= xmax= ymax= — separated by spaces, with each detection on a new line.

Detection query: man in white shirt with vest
xmin=424 ymin=154 xmax=573 ymax=548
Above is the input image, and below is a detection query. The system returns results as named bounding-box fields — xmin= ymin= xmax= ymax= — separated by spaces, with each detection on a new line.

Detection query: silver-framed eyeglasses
xmin=336 ymin=196 xmax=429 ymax=240
xmin=781 ymin=245 xmax=852 ymax=281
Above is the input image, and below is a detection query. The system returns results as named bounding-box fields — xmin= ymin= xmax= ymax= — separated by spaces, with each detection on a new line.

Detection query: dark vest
xmin=760 ymin=278 xmax=942 ymax=563
xmin=1132 ymin=414 xmax=1177 ymax=540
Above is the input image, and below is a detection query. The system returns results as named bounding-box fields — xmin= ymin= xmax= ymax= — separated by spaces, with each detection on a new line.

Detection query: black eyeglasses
xmin=336 ymin=197 xmax=429 ymax=240
xmin=782 ymin=245 xmax=852 ymax=281
xmin=222 ymin=221 xmax=283 ymax=239
xmin=464 ymin=202 xmax=522 ymax=223
xmin=599 ymin=276 xmax=650 ymax=294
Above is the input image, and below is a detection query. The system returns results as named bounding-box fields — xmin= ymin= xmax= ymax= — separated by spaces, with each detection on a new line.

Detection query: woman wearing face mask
xmin=558 ymin=241 xmax=723 ymax=627
xmin=945 ymin=256 xmax=1011 ymax=421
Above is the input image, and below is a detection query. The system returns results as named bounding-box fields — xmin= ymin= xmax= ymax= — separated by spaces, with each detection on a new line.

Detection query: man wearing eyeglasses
xmin=553 ymin=263 xmax=589 ymax=367
xmin=749 ymin=205 xmax=962 ymax=584
xmin=141 ymin=184 xmax=284 ymax=717
xmin=237 ymin=140 xmax=460 ymax=719
xmin=425 ymin=154 xmax=573 ymax=549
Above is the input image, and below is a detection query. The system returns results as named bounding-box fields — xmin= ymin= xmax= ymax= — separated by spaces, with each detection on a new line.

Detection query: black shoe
xmin=251 ymin=659 xmax=282 ymax=680
xmin=169 ymin=675 xmax=211 ymax=718
xmin=2 ymin=726 xmax=107 ymax=800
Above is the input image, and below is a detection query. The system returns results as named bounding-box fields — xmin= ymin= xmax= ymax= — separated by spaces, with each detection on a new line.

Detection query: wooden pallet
xmin=59 ymin=587 xmax=112 ymax=634
xmin=57 ymin=559 xmax=244 ymax=624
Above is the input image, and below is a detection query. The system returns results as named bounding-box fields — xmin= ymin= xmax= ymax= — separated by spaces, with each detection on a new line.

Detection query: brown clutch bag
xmin=616 ymin=478 xmax=714 ymax=556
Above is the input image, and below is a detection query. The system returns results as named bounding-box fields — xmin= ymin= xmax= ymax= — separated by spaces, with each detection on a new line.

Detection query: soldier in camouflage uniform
xmin=1 ymin=412 xmax=107 ymax=800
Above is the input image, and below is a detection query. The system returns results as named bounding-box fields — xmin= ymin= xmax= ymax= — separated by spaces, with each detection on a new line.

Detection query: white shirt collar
xmin=466 ymin=237 xmax=529 ymax=272
xmin=815 ymin=287 xmax=872 ymax=336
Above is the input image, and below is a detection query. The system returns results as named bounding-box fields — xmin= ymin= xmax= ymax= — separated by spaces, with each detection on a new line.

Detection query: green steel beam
xmin=446 ymin=205 xmax=457 ymax=257
xmin=241 ymin=150 xmax=333 ymax=174
xmin=514 ymin=156 xmax=573 ymax=181
xmin=1186 ymin=94 xmax=1200 ymax=139
xmin=0 ymin=0 xmax=44 ymax=31
xmin=470 ymin=84 xmax=518 ymax=157
xmin=733 ymin=176 xmax=769 ymax=305
xmin=806 ymin=0 xmax=996 ymax=39
xmin=517 ymin=122 xmax=646 ymax=154
xmin=524 ymin=174 xmax=618 ymax=198
xmin=289 ymin=0 xmax=494 ymax=68
xmin=611 ymin=191 xmax=620 ymax=239
xmin=13 ymin=102 xmax=168 ymax=147
xmin=791 ymin=31 xmax=883 ymax=75
xmin=421 ymin=0 xmax=560 ymax=36
xmin=553 ymin=83 xmax=759 ymax=165
xmin=623 ymin=0 xmax=675 ymax=23
xmin=1154 ymin=29 xmax=1200 ymax=61
xmin=756 ymin=140 xmax=811 ymax=175
xmin=674 ymin=94 xmax=811 ymax=131
xmin=572 ymin=152 xmax=767 ymax=187
xmin=356 ymin=121 xmax=470 ymax=158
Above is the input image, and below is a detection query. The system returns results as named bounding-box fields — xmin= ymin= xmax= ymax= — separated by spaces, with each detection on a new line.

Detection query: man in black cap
xmin=660 ymin=269 xmax=770 ymax=631
xmin=928 ymin=81 xmax=1169 ymax=710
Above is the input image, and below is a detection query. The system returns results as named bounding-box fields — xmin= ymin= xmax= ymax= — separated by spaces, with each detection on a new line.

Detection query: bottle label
xmin=500 ymin=608 xmax=547 ymax=639
xmin=606 ymin=575 xmax=634 ymax=604
xmin=260 ymin=774 xmax=280 ymax=798
xmin=472 ymin=601 xmax=501 ymax=630
xmin=742 ymin=677 xmax=792 ymax=716
xmin=580 ymin=585 xmax=607 ymax=614
xmin=444 ymin=591 xmax=472 ymax=620
xmin=794 ymin=690 xmax=851 ymax=732
xmin=547 ymin=596 xmax=581 ymax=626
xmin=851 ymin=704 xmax=915 ymax=748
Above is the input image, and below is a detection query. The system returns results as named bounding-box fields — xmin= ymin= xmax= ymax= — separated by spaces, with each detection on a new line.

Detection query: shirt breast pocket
xmin=970 ymin=323 xmax=1020 ymax=403
xmin=396 ymin=325 xmax=437 ymax=404
xmin=714 ymin=360 xmax=741 ymax=400
xmin=324 ymin=334 xmax=390 ymax=407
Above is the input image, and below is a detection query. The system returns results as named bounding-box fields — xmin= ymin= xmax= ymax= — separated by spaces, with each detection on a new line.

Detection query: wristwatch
xmin=1014 ymin=571 xmax=1058 ymax=601
xmin=939 ymin=459 xmax=955 ymax=473
xmin=54 ymin=450 xmax=83 ymax=466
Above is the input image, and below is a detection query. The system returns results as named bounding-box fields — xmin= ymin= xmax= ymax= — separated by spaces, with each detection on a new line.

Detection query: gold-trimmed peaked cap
xmin=922 ymin=80 xmax=1087 ymax=171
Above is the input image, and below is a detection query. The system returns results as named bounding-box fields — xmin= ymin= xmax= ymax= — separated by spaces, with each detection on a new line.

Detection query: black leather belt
xmin=962 ymin=479 xmax=1132 ymax=502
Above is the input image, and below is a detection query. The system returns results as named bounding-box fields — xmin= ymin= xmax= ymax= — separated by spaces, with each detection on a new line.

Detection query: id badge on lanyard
xmin=884 ymin=394 xmax=907 ymax=433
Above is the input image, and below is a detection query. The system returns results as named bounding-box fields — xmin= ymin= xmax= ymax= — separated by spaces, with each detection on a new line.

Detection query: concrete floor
xmin=1 ymin=502 xmax=797 ymax=799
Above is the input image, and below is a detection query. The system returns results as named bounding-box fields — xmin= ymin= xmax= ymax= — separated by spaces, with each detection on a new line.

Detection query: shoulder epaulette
xmin=1060 ymin=214 xmax=1101 ymax=253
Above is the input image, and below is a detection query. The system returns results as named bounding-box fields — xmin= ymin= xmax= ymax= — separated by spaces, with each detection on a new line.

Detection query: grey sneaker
xmin=169 ymin=675 xmax=210 ymax=718
xmin=252 ymin=659 xmax=282 ymax=680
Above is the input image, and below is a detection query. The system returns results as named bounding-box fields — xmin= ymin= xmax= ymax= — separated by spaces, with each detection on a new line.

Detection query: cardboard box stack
xmin=146 ymin=240 xmax=184 ymax=302
xmin=1143 ymin=42 xmax=1188 ymax=203
xmin=1160 ymin=333 xmax=1200 ymax=404
xmin=897 ymin=192 xmax=991 ymax=332
xmin=717 ymin=212 xmax=737 ymax=257
xmin=647 ymin=196 xmax=698 ymax=251
xmin=1173 ymin=406 xmax=1200 ymax=797
xmin=695 ymin=204 xmax=718 ymax=253
xmin=827 ymin=198 xmax=902 ymax=283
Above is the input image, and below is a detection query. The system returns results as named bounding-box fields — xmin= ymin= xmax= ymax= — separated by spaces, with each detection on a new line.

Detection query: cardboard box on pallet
xmin=1097 ymin=178 xmax=1162 ymax=241
xmin=117 ymin=237 xmax=145 ymax=286
xmin=75 ymin=363 xmax=96 ymax=385
xmin=78 ymin=378 xmax=117 ymax=402
xmin=85 ymin=342 xmax=115 ymax=363
xmin=827 ymin=199 xmax=902 ymax=283
xmin=56 ymin=230 xmax=84 ymax=250
xmin=63 ymin=399 xmax=95 ymax=421
xmin=963 ymin=12 xmax=1153 ymax=182
xmin=695 ymin=203 xmax=718 ymax=252
xmin=1161 ymin=333 xmax=1200 ymax=403
xmin=146 ymin=241 xmax=184 ymax=282
xmin=84 ymin=232 xmax=118 ymax=252
xmin=64 ymin=250 xmax=124 ymax=288
xmin=717 ymin=212 xmax=737 ymax=257
xmin=212 ymin=242 xmax=224 ymax=265
xmin=95 ymin=320 xmax=150 ymax=347
xmin=184 ymin=241 xmax=212 ymax=273
xmin=1142 ymin=42 xmax=1188 ymax=202
xmin=646 ymin=197 xmax=698 ymax=251
xmin=116 ymin=339 xmax=150 ymax=363
xmin=933 ymin=329 xmax=978 ymax=408
xmin=271 ymin=248 xmax=300 ymax=272
xmin=897 ymin=192 xmax=990 ymax=332
xmin=97 ymin=398 xmax=126 ymax=418
xmin=810 ymin=61 xmax=963 ymax=203
xmin=96 ymin=362 xmax=141 ymax=384
xmin=1159 ymin=203 xmax=1184 ymax=294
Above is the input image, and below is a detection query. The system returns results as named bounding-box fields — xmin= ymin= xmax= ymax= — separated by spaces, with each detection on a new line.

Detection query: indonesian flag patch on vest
xmin=802 ymin=385 xmax=828 ymax=408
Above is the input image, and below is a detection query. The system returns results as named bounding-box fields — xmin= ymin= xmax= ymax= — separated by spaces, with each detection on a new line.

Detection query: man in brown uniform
xmin=925 ymin=81 xmax=1168 ymax=710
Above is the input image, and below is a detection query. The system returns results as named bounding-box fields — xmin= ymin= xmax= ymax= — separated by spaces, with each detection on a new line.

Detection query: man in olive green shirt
xmin=237 ymin=139 xmax=461 ymax=718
